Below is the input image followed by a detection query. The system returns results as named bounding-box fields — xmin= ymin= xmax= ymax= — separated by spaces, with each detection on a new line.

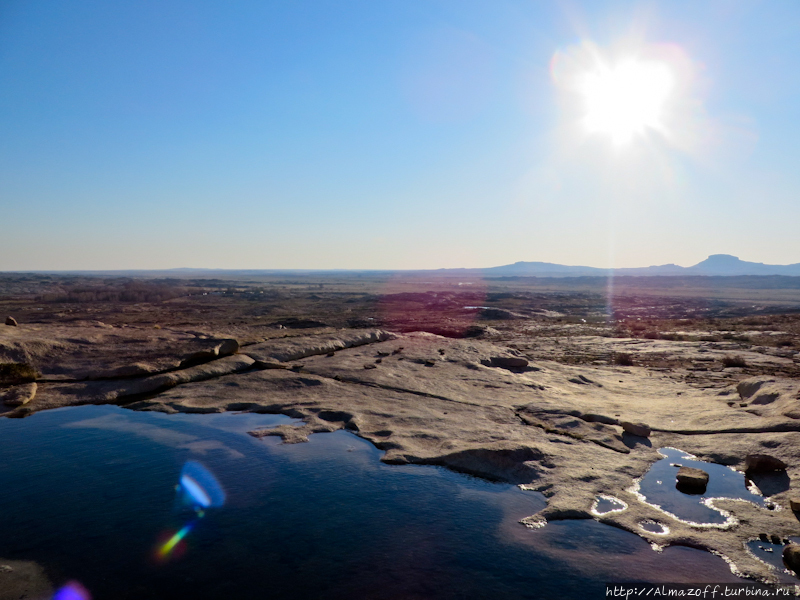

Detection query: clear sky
xmin=1 ymin=0 xmax=799 ymax=270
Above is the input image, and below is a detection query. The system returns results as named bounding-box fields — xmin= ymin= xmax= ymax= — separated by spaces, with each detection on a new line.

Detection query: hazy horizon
xmin=2 ymin=1 xmax=799 ymax=271
xmin=3 ymin=252 xmax=800 ymax=275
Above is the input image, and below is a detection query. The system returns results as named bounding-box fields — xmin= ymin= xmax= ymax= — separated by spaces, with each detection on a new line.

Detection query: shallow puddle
xmin=637 ymin=448 xmax=766 ymax=525
xmin=0 ymin=408 xmax=752 ymax=598
xmin=639 ymin=520 xmax=669 ymax=535
xmin=746 ymin=537 xmax=800 ymax=582
xmin=593 ymin=495 xmax=627 ymax=515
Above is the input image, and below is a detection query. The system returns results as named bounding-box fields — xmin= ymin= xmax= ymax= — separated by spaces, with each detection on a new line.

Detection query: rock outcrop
xmin=744 ymin=453 xmax=787 ymax=474
xmin=621 ymin=421 xmax=651 ymax=438
xmin=244 ymin=330 xmax=392 ymax=363
xmin=1 ymin=382 xmax=36 ymax=407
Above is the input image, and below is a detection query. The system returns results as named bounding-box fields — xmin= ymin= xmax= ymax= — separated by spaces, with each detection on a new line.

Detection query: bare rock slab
xmin=1 ymin=382 xmax=36 ymax=407
xmin=0 ymin=558 xmax=52 ymax=600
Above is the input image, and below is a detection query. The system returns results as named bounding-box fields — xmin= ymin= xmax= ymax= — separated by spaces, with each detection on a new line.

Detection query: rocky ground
xmin=2 ymin=272 xmax=800 ymax=585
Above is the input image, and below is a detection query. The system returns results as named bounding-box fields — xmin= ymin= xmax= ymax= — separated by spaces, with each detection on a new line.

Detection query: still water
xmin=0 ymin=406 xmax=745 ymax=599
xmin=637 ymin=448 xmax=766 ymax=525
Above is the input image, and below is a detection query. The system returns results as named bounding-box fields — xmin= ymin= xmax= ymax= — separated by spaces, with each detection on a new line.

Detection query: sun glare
xmin=579 ymin=58 xmax=675 ymax=144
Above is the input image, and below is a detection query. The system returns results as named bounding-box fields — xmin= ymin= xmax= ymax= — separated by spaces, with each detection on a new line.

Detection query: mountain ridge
xmin=480 ymin=255 xmax=800 ymax=277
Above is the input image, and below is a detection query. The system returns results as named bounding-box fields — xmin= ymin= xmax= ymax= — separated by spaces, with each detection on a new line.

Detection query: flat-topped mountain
xmin=482 ymin=255 xmax=800 ymax=277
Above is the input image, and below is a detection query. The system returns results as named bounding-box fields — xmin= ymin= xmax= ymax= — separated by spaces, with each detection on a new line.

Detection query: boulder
xmin=180 ymin=347 xmax=220 ymax=368
xmin=2 ymin=382 xmax=37 ymax=407
xmin=783 ymin=544 xmax=800 ymax=574
xmin=737 ymin=378 xmax=772 ymax=399
xmin=676 ymin=466 xmax=709 ymax=494
xmin=734 ymin=379 xmax=782 ymax=405
xmin=789 ymin=498 xmax=800 ymax=512
xmin=621 ymin=421 xmax=651 ymax=438
xmin=744 ymin=453 xmax=787 ymax=474
xmin=4 ymin=316 xmax=17 ymax=326
xmin=217 ymin=339 xmax=239 ymax=357
xmin=488 ymin=356 xmax=528 ymax=369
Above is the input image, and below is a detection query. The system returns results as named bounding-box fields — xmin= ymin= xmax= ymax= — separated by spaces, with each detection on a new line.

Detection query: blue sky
xmin=1 ymin=0 xmax=799 ymax=270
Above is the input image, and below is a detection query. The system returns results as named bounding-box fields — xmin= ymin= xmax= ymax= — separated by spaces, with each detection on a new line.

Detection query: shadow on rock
xmin=622 ymin=432 xmax=652 ymax=450
xmin=748 ymin=471 xmax=791 ymax=497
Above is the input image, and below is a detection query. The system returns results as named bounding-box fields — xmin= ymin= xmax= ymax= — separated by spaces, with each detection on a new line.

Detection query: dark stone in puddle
xmin=676 ymin=466 xmax=709 ymax=494
xmin=783 ymin=544 xmax=800 ymax=574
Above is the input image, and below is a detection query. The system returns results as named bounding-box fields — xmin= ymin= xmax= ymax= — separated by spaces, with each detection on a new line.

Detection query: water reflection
xmin=0 ymin=407 xmax=752 ymax=599
xmin=636 ymin=448 xmax=766 ymax=525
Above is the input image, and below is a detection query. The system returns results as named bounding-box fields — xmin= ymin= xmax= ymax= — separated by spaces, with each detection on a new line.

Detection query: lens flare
xmin=153 ymin=461 xmax=225 ymax=563
xmin=178 ymin=461 xmax=225 ymax=508
xmin=180 ymin=475 xmax=212 ymax=508
xmin=157 ymin=521 xmax=197 ymax=559
xmin=52 ymin=581 xmax=91 ymax=600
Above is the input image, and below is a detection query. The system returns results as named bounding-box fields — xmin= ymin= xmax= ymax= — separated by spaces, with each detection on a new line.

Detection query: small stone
xmin=0 ymin=564 xmax=12 ymax=573
xmin=745 ymin=454 xmax=787 ymax=474
xmin=488 ymin=356 xmax=528 ymax=369
xmin=2 ymin=382 xmax=37 ymax=407
xmin=771 ymin=534 xmax=783 ymax=545
xmin=5 ymin=316 xmax=17 ymax=326
xmin=790 ymin=498 xmax=800 ymax=512
xmin=783 ymin=544 xmax=800 ymax=573
xmin=759 ymin=533 xmax=770 ymax=542
xmin=217 ymin=339 xmax=239 ymax=357
xmin=621 ymin=421 xmax=651 ymax=438
xmin=676 ymin=466 xmax=709 ymax=494
xmin=363 ymin=364 xmax=377 ymax=370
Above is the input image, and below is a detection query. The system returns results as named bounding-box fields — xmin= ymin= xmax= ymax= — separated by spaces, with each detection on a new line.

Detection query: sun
xmin=578 ymin=57 xmax=675 ymax=144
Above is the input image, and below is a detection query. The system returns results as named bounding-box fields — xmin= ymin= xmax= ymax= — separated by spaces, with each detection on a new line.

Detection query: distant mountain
xmin=482 ymin=255 xmax=800 ymax=277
